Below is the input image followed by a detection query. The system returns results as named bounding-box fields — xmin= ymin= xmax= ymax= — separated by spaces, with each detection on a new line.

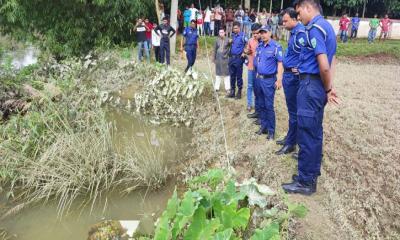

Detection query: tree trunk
xmin=362 ymin=0 xmax=367 ymax=18
xmin=170 ymin=0 xmax=178 ymax=56
xmin=155 ymin=0 xmax=161 ymax=24
xmin=257 ymin=0 xmax=261 ymax=12
xmin=269 ymin=0 xmax=273 ymax=13
xmin=280 ymin=0 xmax=284 ymax=10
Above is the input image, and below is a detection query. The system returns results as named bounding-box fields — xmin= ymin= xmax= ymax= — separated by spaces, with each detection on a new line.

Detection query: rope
xmin=197 ymin=0 xmax=231 ymax=170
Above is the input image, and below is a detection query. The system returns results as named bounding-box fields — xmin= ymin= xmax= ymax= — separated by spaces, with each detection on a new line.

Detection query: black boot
xmin=291 ymin=175 xmax=317 ymax=192
xmin=275 ymin=145 xmax=296 ymax=155
xmin=291 ymin=152 xmax=298 ymax=160
xmin=253 ymin=119 xmax=261 ymax=125
xmin=235 ymin=89 xmax=242 ymax=99
xmin=226 ymin=89 xmax=235 ymax=98
xmin=255 ymin=128 xmax=268 ymax=135
xmin=247 ymin=112 xmax=259 ymax=119
xmin=266 ymin=132 xmax=275 ymax=141
xmin=276 ymin=137 xmax=286 ymax=145
xmin=282 ymin=178 xmax=317 ymax=195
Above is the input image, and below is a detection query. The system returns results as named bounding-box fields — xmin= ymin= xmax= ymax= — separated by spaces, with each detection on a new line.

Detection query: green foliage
xmin=150 ymin=169 xmax=308 ymax=240
xmin=0 ymin=0 xmax=156 ymax=58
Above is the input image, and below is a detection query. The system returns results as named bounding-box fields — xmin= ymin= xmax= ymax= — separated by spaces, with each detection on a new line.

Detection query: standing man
xmin=254 ymin=25 xmax=283 ymax=140
xmin=227 ymin=22 xmax=248 ymax=99
xmin=338 ymin=13 xmax=350 ymax=43
xmin=350 ymin=13 xmax=360 ymax=40
xmin=144 ymin=19 xmax=153 ymax=51
xmin=271 ymin=12 xmax=279 ymax=39
xmin=368 ymin=14 xmax=379 ymax=44
xmin=183 ymin=6 xmax=191 ymax=28
xmin=204 ymin=7 xmax=212 ymax=36
xmin=214 ymin=4 xmax=224 ymax=36
xmin=213 ymin=28 xmax=231 ymax=94
xmin=189 ymin=3 xmax=198 ymax=21
xmin=245 ymin=23 xmax=262 ymax=112
xmin=181 ymin=20 xmax=199 ymax=73
xmin=151 ymin=23 xmax=161 ymax=63
xmin=282 ymin=0 xmax=339 ymax=195
xmin=379 ymin=14 xmax=392 ymax=41
xmin=134 ymin=18 xmax=150 ymax=63
xmin=155 ymin=17 xmax=176 ymax=65
xmin=276 ymin=7 xmax=306 ymax=155
xmin=226 ymin=8 xmax=235 ymax=37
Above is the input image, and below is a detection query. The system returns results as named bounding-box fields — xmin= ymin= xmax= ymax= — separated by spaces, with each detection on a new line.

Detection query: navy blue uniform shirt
xmin=298 ymin=15 xmax=337 ymax=74
xmin=254 ymin=39 xmax=283 ymax=75
xmin=230 ymin=32 xmax=248 ymax=56
xmin=283 ymin=23 xmax=306 ymax=68
xmin=183 ymin=26 xmax=198 ymax=47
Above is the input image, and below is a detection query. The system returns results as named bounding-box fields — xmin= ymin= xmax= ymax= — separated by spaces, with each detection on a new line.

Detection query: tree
xmin=170 ymin=0 xmax=178 ymax=55
xmin=0 ymin=0 xmax=156 ymax=58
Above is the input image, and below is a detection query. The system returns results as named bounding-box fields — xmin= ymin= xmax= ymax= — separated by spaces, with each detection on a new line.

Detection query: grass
xmin=0 ymin=55 xmax=174 ymax=217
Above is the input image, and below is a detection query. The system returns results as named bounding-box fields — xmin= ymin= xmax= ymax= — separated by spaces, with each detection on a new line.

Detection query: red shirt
xmin=339 ymin=17 xmax=350 ymax=31
xmin=145 ymin=22 xmax=153 ymax=39
xmin=247 ymin=38 xmax=258 ymax=71
xmin=380 ymin=18 xmax=392 ymax=32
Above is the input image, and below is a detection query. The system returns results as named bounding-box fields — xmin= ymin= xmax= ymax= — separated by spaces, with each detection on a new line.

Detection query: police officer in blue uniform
xmin=254 ymin=25 xmax=284 ymax=140
xmin=282 ymin=0 xmax=339 ymax=195
xmin=227 ymin=22 xmax=248 ymax=99
xmin=181 ymin=20 xmax=199 ymax=73
xmin=276 ymin=8 xmax=307 ymax=155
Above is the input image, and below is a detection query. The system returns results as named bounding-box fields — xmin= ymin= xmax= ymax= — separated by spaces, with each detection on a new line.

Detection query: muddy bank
xmin=182 ymin=61 xmax=400 ymax=239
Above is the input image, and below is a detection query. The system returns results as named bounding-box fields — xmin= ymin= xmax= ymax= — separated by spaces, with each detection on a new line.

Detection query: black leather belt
xmin=257 ymin=74 xmax=275 ymax=79
xmin=284 ymin=67 xmax=298 ymax=73
xmin=230 ymin=54 xmax=242 ymax=58
xmin=299 ymin=74 xmax=320 ymax=81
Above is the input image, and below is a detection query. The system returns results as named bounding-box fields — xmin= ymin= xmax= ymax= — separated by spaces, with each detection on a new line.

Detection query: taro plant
xmin=142 ymin=169 xmax=307 ymax=240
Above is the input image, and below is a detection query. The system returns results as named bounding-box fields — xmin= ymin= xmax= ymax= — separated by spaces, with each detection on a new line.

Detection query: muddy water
xmin=0 ymin=46 xmax=39 ymax=70
xmin=0 ymin=109 xmax=192 ymax=240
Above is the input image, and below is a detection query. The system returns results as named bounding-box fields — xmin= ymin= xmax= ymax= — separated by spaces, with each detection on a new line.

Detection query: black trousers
xmin=214 ymin=20 xmax=222 ymax=36
xmin=154 ymin=46 xmax=161 ymax=62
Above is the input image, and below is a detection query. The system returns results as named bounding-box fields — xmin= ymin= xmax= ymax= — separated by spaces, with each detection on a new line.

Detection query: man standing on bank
xmin=276 ymin=7 xmax=307 ymax=155
xmin=254 ymin=25 xmax=283 ymax=140
xmin=181 ymin=20 xmax=199 ymax=73
xmin=282 ymin=0 xmax=339 ymax=195
xmin=226 ymin=22 xmax=248 ymax=99
xmin=155 ymin=17 xmax=176 ymax=65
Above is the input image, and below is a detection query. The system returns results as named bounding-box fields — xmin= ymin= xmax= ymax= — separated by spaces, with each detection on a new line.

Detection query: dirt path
xmin=178 ymin=57 xmax=400 ymax=239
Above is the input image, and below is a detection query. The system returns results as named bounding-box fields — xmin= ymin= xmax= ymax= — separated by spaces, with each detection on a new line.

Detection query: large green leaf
xmin=183 ymin=206 xmax=207 ymax=240
xmin=288 ymin=203 xmax=308 ymax=218
xmin=154 ymin=211 xmax=171 ymax=240
xmin=250 ymin=223 xmax=281 ymax=240
xmin=214 ymin=228 xmax=234 ymax=240
xmin=166 ymin=189 xmax=179 ymax=219
xmin=220 ymin=203 xmax=250 ymax=230
xmin=190 ymin=169 xmax=225 ymax=190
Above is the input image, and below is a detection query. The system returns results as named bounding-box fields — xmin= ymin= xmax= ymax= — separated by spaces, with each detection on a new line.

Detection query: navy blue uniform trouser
xmin=297 ymin=76 xmax=327 ymax=184
xmin=253 ymin=73 xmax=261 ymax=114
xmin=258 ymin=76 xmax=276 ymax=135
xmin=229 ymin=56 xmax=244 ymax=91
xmin=185 ymin=46 xmax=197 ymax=70
xmin=160 ymin=40 xmax=170 ymax=65
xmin=283 ymin=72 xmax=299 ymax=146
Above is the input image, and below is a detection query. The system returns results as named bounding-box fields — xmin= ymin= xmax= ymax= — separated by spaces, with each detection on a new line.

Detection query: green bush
xmin=142 ymin=169 xmax=307 ymax=240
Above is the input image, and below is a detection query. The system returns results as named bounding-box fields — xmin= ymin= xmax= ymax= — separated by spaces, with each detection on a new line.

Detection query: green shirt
xmin=370 ymin=19 xmax=379 ymax=29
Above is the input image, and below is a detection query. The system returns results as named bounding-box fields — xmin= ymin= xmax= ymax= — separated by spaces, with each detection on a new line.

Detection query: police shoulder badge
xmin=311 ymin=38 xmax=317 ymax=48
xmin=298 ymin=37 xmax=305 ymax=46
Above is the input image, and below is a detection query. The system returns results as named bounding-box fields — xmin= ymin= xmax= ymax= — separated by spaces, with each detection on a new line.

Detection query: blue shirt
xmin=351 ymin=17 xmax=360 ymax=30
xmin=298 ymin=15 xmax=337 ymax=75
xmin=183 ymin=10 xmax=191 ymax=22
xmin=283 ymin=23 xmax=306 ymax=68
xmin=254 ymin=39 xmax=283 ymax=75
xmin=230 ymin=32 xmax=248 ymax=55
xmin=183 ymin=26 xmax=198 ymax=49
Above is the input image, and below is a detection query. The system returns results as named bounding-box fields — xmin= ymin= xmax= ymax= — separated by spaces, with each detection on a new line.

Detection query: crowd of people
xmin=338 ymin=13 xmax=393 ymax=43
xmin=131 ymin=1 xmax=396 ymax=195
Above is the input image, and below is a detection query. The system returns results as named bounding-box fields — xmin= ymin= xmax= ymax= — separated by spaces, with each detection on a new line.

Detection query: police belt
xmin=299 ymin=74 xmax=320 ymax=81
xmin=284 ymin=68 xmax=299 ymax=74
xmin=230 ymin=54 xmax=242 ymax=58
xmin=257 ymin=74 xmax=276 ymax=79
